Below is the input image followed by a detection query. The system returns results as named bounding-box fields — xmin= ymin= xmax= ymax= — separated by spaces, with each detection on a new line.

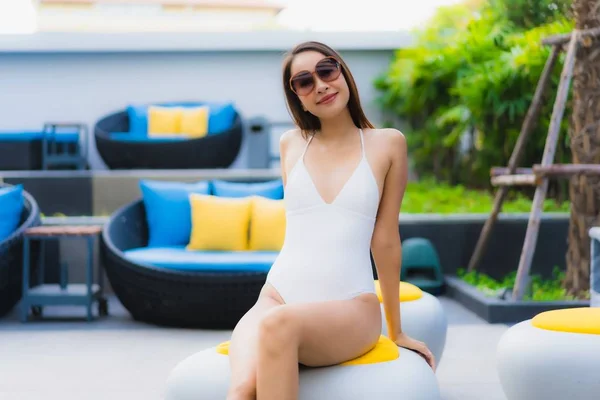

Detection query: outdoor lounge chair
xmin=0 ymin=184 xmax=41 ymax=317
xmin=100 ymin=198 xmax=269 ymax=329
xmin=93 ymin=102 xmax=243 ymax=169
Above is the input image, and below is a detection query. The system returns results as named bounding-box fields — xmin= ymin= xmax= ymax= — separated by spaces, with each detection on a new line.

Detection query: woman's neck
xmin=317 ymin=108 xmax=357 ymax=141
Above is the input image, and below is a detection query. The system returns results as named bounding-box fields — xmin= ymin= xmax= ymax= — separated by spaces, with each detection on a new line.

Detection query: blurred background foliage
xmin=375 ymin=0 xmax=574 ymax=203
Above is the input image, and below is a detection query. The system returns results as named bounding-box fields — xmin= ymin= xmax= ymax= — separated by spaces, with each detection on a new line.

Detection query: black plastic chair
xmin=100 ymin=199 xmax=268 ymax=329
xmin=94 ymin=108 xmax=243 ymax=169
xmin=0 ymin=184 xmax=41 ymax=318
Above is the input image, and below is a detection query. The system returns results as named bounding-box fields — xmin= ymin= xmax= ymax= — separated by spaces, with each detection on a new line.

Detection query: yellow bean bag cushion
xmin=532 ymin=307 xmax=600 ymax=335
xmin=216 ymin=335 xmax=399 ymax=366
xmin=374 ymin=280 xmax=423 ymax=303
xmin=497 ymin=308 xmax=600 ymax=400
xmin=165 ymin=337 xmax=440 ymax=400
xmin=376 ymin=279 xmax=447 ymax=364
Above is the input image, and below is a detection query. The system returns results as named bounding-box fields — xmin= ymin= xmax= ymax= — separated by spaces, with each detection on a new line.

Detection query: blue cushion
xmin=205 ymin=102 xmax=237 ymax=135
xmin=126 ymin=104 xmax=150 ymax=137
xmin=0 ymin=131 xmax=43 ymax=141
xmin=0 ymin=131 xmax=79 ymax=143
xmin=46 ymin=132 xmax=79 ymax=143
xmin=139 ymin=179 xmax=211 ymax=247
xmin=125 ymin=101 xmax=237 ymax=136
xmin=210 ymin=179 xmax=284 ymax=199
xmin=0 ymin=185 xmax=24 ymax=242
xmin=109 ymin=132 xmax=189 ymax=143
xmin=123 ymin=246 xmax=277 ymax=272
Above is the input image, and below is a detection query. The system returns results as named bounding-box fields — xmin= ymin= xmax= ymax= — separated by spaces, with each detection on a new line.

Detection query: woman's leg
xmin=256 ymin=293 xmax=381 ymax=400
xmin=226 ymin=284 xmax=284 ymax=400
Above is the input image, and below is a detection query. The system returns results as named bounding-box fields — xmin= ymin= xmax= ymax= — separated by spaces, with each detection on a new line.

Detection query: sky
xmin=0 ymin=0 xmax=464 ymax=34
xmin=276 ymin=0 xmax=465 ymax=31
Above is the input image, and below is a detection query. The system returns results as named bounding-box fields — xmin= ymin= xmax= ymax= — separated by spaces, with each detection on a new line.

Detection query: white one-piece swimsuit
xmin=266 ymin=128 xmax=381 ymax=304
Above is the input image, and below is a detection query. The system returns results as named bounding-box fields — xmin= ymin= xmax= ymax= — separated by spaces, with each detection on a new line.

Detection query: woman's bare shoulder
xmin=364 ymin=127 xmax=407 ymax=159
xmin=279 ymin=127 xmax=304 ymax=147
xmin=279 ymin=127 xmax=309 ymax=171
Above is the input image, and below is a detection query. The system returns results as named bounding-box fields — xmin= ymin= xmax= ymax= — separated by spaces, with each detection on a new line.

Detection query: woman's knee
xmin=258 ymin=306 xmax=298 ymax=354
xmin=227 ymin=377 xmax=256 ymax=400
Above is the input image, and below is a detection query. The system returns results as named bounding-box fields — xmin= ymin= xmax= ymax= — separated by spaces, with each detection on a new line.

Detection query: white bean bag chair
xmin=376 ymin=280 xmax=447 ymax=363
xmin=497 ymin=307 xmax=600 ymax=400
xmin=165 ymin=335 xmax=441 ymax=400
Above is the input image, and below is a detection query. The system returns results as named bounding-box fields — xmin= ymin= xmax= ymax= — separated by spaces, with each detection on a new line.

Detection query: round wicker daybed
xmin=100 ymin=199 xmax=268 ymax=329
xmin=0 ymin=184 xmax=41 ymax=318
xmin=94 ymin=108 xmax=243 ymax=169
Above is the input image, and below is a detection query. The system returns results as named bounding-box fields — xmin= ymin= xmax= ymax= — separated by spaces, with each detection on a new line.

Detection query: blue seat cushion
xmin=45 ymin=132 xmax=79 ymax=143
xmin=109 ymin=132 xmax=190 ymax=143
xmin=123 ymin=246 xmax=277 ymax=272
xmin=211 ymin=179 xmax=284 ymax=199
xmin=0 ymin=131 xmax=42 ymax=141
xmin=0 ymin=131 xmax=78 ymax=143
xmin=0 ymin=185 xmax=24 ymax=242
xmin=139 ymin=179 xmax=211 ymax=247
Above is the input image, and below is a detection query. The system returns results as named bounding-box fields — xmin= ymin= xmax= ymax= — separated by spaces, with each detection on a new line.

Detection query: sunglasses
xmin=289 ymin=56 xmax=342 ymax=96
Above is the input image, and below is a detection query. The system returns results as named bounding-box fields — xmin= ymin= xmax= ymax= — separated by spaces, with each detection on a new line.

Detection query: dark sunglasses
xmin=289 ymin=56 xmax=342 ymax=96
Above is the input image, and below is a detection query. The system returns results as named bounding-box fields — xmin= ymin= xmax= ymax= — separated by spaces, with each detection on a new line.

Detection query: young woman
xmin=226 ymin=41 xmax=435 ymax=400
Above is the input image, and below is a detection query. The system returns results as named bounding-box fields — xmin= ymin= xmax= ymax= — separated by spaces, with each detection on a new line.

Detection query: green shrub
xmin=375 ymin=0 xmax=574 ymax=189
xmin=456 ymin=265 xmax=590 ymax=301
xmin=402 ymin=178 xmax=569 ymax=213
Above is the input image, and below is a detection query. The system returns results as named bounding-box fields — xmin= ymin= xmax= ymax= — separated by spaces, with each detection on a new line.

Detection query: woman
xmin=226 ymin=41 xmax=435 ymax=400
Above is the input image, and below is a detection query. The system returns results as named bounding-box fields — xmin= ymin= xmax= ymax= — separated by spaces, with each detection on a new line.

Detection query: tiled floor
xmin=0 ymin=296 xmax=509 ymax=400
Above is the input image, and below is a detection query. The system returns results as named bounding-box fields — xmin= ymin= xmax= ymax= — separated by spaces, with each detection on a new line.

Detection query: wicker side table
xmin=20 ymin=225 xmax=108 ymax=322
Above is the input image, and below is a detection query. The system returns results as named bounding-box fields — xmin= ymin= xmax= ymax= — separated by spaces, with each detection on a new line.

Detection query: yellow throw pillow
xmin=187 ymin=194 xmax=252 ymax=251
xmin=180 ymin=106 xmax=209 ymax=138
xmin=147 ymin=106 xmax=183 ymax=136
xmin=249 ymin=196 xmax=286 ymax=251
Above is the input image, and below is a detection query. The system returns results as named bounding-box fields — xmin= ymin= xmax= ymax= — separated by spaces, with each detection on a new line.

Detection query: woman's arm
xmin=370 ymin=129 xmax=408 ymax=339
xmin=370 ymin=129 xmax=436 ymax=370
xmin=279 ymin=130 xmax=292 ymax=187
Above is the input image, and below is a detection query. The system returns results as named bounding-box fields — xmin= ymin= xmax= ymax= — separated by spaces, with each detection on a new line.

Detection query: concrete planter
xmin=444 ymin=276 xmax=589 ymax=324
xmin=397 ymin=212 xmax=569 ymax=280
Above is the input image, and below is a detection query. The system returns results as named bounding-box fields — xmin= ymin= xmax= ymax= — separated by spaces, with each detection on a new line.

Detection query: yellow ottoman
xmin=497 ymin=307 xmax=600 ymax=400
xmin=376 ymin=280 xmax=448 ymax=363
xmin=165 ymin=335 xmax=441 ymax=400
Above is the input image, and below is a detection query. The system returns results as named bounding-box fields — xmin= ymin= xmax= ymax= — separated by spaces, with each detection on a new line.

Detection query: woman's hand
xmin=394 ymin=332 xmax=436 ymax=371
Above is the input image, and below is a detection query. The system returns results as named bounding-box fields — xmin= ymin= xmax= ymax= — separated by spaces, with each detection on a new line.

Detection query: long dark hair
xmin=282 ymin=41 xmax=374 ymax=138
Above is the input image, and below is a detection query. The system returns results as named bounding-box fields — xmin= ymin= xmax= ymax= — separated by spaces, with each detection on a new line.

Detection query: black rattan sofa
xmin=0 ymin=184 xmax=41 ymax=317
xmin=94 ymin=107 xmax=243 ymax=169
xmin=100 ymin=199 xmax=268 ymax=329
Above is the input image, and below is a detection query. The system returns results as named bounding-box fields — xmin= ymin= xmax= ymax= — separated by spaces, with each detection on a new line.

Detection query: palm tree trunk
xmin=565 ymin=0 xmax=600 ymax=297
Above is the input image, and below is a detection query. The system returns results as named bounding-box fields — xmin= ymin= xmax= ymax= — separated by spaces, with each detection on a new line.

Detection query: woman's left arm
xmin=370 ymin=129 xmax=408 ymax=340
xmin=370 ymin=129 xmax=436 ymax=370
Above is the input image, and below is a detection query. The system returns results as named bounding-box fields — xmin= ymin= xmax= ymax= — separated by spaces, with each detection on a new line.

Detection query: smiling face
xmin=288 ymin=51 xmax=350 ymax=120
xmin=282 ymin=41 xmax=374 ymax=136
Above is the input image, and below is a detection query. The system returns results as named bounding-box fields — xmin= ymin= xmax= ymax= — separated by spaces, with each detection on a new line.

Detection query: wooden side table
xmin=21 ymin=225 xmax=108 ymax=322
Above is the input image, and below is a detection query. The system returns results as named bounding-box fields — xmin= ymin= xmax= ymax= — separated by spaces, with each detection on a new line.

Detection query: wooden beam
xmin=513 ymin=31 xmax=579 ymax=301
xmin=542 ymin=27 xmax=600 ymax=46
xmin=466 ymin=46 xmax=561 ymax=273
xmin=492 ymin=164 xmax=600 ymax=178
xmin=490 ymin=167 xmax=533 ymax=177
xmin=533 ymin=164 xmax=600 ymax=177
xmin=491 ymin=174 xmax=538 ymax=186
